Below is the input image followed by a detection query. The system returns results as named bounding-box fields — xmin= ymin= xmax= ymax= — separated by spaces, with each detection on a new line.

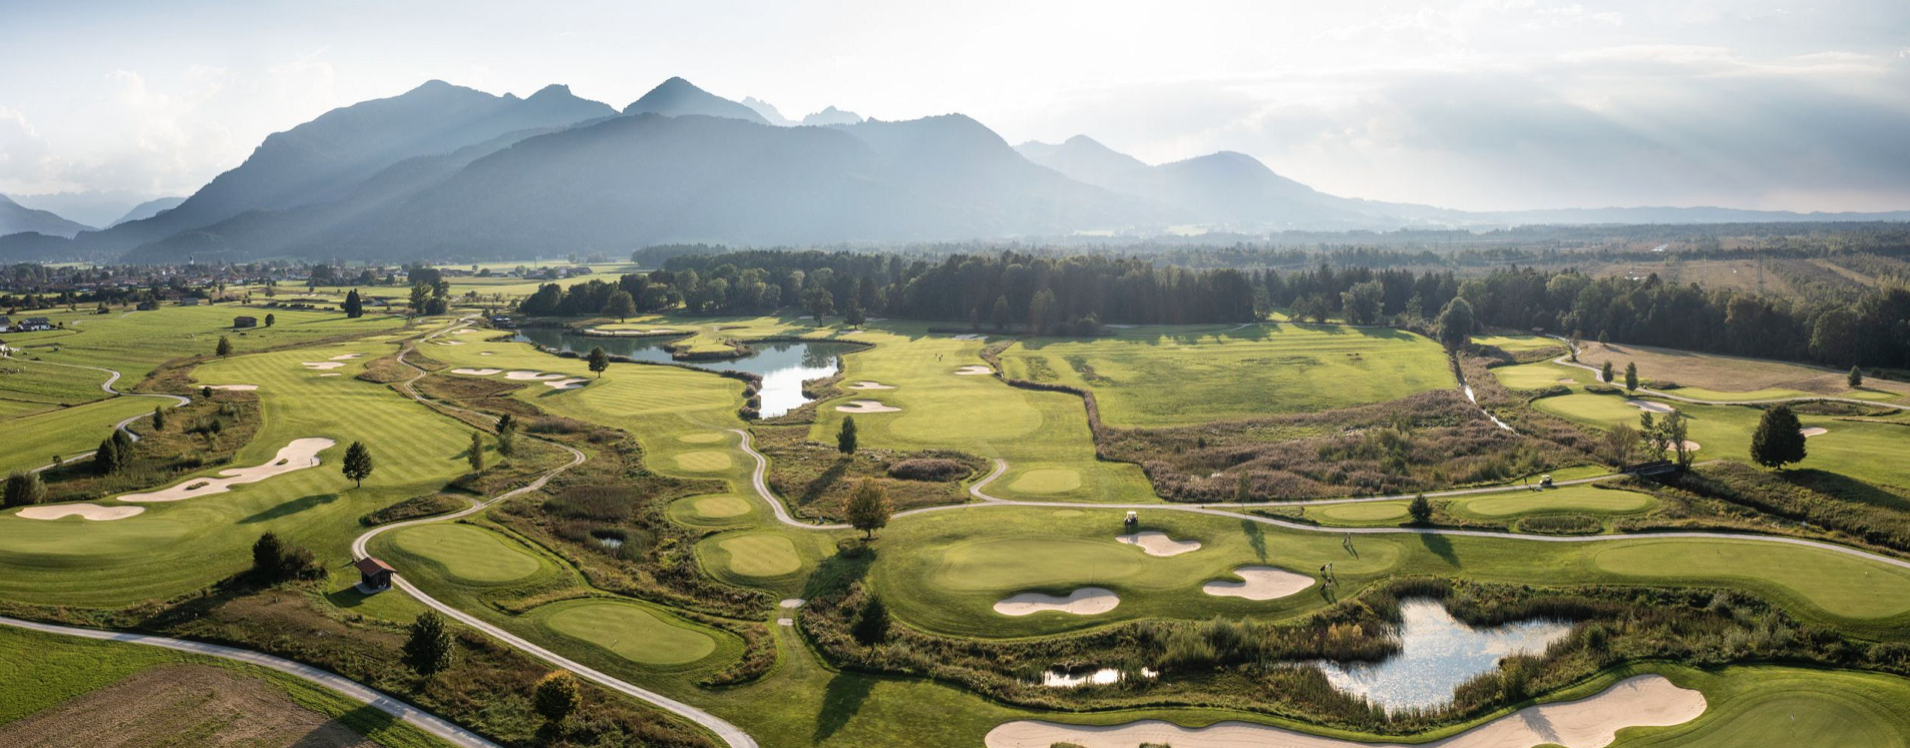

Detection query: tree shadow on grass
xmin=291 ymin=704 xmax=398 ymax=748
xmin=801 ymin=546 xmax=874 ymax=602
xmin=238 ymin=493 xmax=338 ymax=524
xmin=1418 ymin=532 xmax=1459 ymax=568
xmin=812 ymin=671 xmax=876 ymax=744
xmin=1784 ymin=468 xmax=1910 ymax=512
xmin=1239 ymin=519 xmax=1267 ymax=562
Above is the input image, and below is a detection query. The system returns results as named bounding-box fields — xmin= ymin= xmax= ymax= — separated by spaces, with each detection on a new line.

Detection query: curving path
xmin=0 ymin=615 xmax=501 ymax=748
xmin=3 ymin=355 xmax=192 ymax=474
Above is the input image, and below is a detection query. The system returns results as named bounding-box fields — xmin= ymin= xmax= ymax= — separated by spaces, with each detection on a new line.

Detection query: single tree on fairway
xmin=850 ymin=594 xmax=890 ymax=647
xmin=402 ymin=611 xmax=455 ymax=677
xmin=215 ymin=336 xmax=233 ymax=357
xmin=1408 ymin=494 xmax=1433 ymax=525
xmin=342 ymin=441 xmax=374 ymax=487
xmin=467 ymin=431 xmax=485 ymax=472
xmin=343 ymin=289 xmax=364 ymax=318
xmin=264 ymin=313 xmax=275 ymax=327
xmin=1664 ymin=410 xmax=1692 ymax=468
xmin=1601 ymin=360 xmax=1614 ymax=384
xmin=587 ymin=346 xmax=609 ymax=378
xmin=836 ymin=416 xmax=858 ymax=455
xmin=846 ymin=479 xmax=892 ymax=539
xmin=1750 ymin=405 xmax=1808 ymax=469
xmin=802 ymin=285 xmax=835 ymax=322
xmin=3 ymin=471 xmax=46 ymax=507
xmin=1624 ymin=362 xmax=1639 ymax=393
xmin=601 ymin=290 xmax=637 ymax=322
xmin=1436 ymin=297 xmax=1474 ymax=349
xmin=533 ymin=670 xmax=580 ymax=726
xmin=1849 ymin=366 xmax=1864 ymax=388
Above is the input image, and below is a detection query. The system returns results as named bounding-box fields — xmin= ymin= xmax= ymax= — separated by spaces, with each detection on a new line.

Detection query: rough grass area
xmin=1100 ymin=390 xmax=1591 ymax=501
xmin=0 ymin=663 xmax=383 ymax=748
xmin=1578 ymin=341 xmax=1909 ymax=401
xmin=753 ymin=424 xmax=983 ymax=521
xmin=998 ymin=322 xmax=1453 ymax=427
xmin=359 ymin=493 xmax=468 ymax=526
xmin=36 ymin=388 xmax=260 ymax=504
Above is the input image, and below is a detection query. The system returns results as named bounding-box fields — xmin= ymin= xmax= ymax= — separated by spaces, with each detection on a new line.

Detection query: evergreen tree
xmin=343 ymin=441 xmax=374 ymax=487
xmin=93 ymin=436 xmax=120 ymax=476
xmin=1750 ymin=405 xmax=1807 ymax=469
xmin=152 ymin=405 xmax=167 ymax=431
xmin=3 ymin=471 xmax=46 ymax=508
xmin=587 ymin=346 xmax=609 ymax=378
xmin=496 ymin=414 xmax=517 ymax=457
xmin=850 ymin=593 xmax=890 ymax=647
xmin=532 ymin=671 xmax=580 ymax=725
xmin=467 ymin=431 xmax=485 ymax=472
xmin=215 ymin=335 xmax=233 ymax=357
xmin=991 ymin=296 xmax=1011 ymax=331
xmin=252 ymin=532 xmax=285 ymax=578
xmin=846 ymin=479 xmax=892 ymax=539
xmin=343 ymin=289 xmax=365 ymax=318
xmin=1849 ymin=366 xmax=1864 ymax=388
xmin=1601 ymin=360 xmax=1614 ymax=384
xmin=264 ymin=313 xmax=275 ymax=327
xmin=402 ymin=612 xmax=456 ymax=677
xmin=601 ymin=290 xmax=637 ymax=321
xmin=1624 ymin=362 xmax=1639 ymax=393
xmin=1408 ymin=494 xmax=1433 ymax=525
xmin=836 ymin=416 xmax=858 ymax=455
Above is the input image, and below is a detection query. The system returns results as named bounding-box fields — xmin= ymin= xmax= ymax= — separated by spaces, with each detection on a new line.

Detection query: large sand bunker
xmin=300 ymin=361 xmax=345 ymax=370
xmin=984 ymin=674 xmax=1705 ymax=748
xmin=1203 ymin=565 xmax=1314 ymax=600
xmin=205 ymin=384 xmax=258 ymax=391
xmin=329 ymin=353 xmax=364 ymax=360
xmin=955 ymin=365 xmax=992 ymax=376
xmin=118 ymin=438 xmax=336 ymax=503
xmin=1625 ymin=399 xmax=1674 ymax=414
xmin=995 ymin=588 xmax=1120 ymax=616
xmin=545 ymin=377 xmax=588 ymax=390
xmin=504 ymin=370 xmax=566 ymax=381
xmin=836 ymin=399 xmax=901 ymax=413
xmin=951 ymin=333 xmax=988 ymax=341
xmin=451 ymin=368 xmax=503 ymax=376
xmin=1801 ymin=427 xmax=1828 ymax=437
xmin=1116 ymin=531 xmax=1202 ymax=557
xmin=848 ymin=381 xmax=895 ymax=390
xmin=16 ymin=503 xmax=145 ymax=521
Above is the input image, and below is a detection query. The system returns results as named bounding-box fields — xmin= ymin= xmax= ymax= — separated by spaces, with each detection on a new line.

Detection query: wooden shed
xmin=354 ymin=556 xmax=395 ymax=591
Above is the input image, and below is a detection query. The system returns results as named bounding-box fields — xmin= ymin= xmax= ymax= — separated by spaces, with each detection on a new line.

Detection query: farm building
xmin=233 ymin=316 xmax=258 ymax=328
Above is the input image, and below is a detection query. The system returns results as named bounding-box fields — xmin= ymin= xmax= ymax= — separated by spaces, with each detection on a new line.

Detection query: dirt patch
xmin=1201 ymin=565 xmax=1314 ymax=600
xmin=15 ymin=503 xmax=145 ymax=521
xmin=1116 ymin=530 xmax=1202 ymax=557
xmin=0 ymin=664 xmax=376 ymax=748
xmin=119 ymin=438 xmax=335 ymax=503
xmin=836 ymin=399 xmax=900 ymax=413
xmin=994 ymin=588 xmax=1119 ymax=616
xmin=955 ymin=365 xmax=992 ymax=376
xmin=983 ymin=674 xmax=1704 ymax=748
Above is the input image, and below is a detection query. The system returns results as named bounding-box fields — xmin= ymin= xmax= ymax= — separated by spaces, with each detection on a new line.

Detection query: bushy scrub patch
xmin=1661 ymin=462 xmax=1910 ymax=553
xmin=359 ymin=492 xmax=467 ymax=526
xmin=1102 ymin=390 xmax=1593 ymax=501
xmin=38 ymin=388 xmax=260 ymax=504
xmin=1515 ymin=513 xmax=1604 ymax=535
xmin=1460 ymin=356 xmax=1609 ymax=457
xmin=886 ymin=457 xmax=973 ymax=482
xmin=754 ymin=424 xmax=984 ymax=521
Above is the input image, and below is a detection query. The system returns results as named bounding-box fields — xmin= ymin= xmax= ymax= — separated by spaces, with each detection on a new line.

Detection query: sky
xmin=2 ymin=0 xmax=1908 ymax=212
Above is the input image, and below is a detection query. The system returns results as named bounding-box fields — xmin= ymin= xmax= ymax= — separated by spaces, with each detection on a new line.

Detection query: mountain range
xmin=4 ymin=77 xmax=1907 ymax=263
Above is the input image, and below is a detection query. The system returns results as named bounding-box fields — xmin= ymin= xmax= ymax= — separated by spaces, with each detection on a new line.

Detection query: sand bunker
xmin=479 ymin=351 xmax=495 ymax=356
xmin=1676 ymin=440 xmax=1701 ymax=452
xmin=505 ymin=370 xmax=566 ymax=381
xmin=994 ymin=588 xmax=1120 ymax=617
xmin=836 ymin=399 xmax=901 ymax=413
xmin=118 ymin=438 xmax=336 ymax=503
xmin=300 ymin=361 xmax=345 ymax=370
xmin=329 ymin=353 xmax=364 ymax=360
xmin=1625 ymin=399 xmax=1674 ymax=414
xmin=453 ymin=329 xmax=478 ymax=334
xmin=848 ymin=381 xmax=895 ymax=390
xmin=1202 ymin=565 xmax=1315 ymax=601
xmin=205 ymin=384 xmax=258 ymax=391
xmin=318 ymin=373 xmax=341 ymax=377
xmin=588 ymin=328 xmax=678 ymax=336
xmin=16 ymin=503 xmax=145 ymax=521
xmin=779 ymin=598 xmax=804 ymax=608
xmin=951 ymin=333 xmax=988 ymax=341
xmin=437 ymin=340 xmax=466 ymax=345
xmin=777 ymin=618 xmax=794 ymax=626
xmin=545 ymin=377 xmax=588 ymax=390
xmin=1801 ymin=427 xmax=1828 ymax=437
xmin=1116 ymin=531 xmax=1202 ymax=557
xmin=451 ymin=368 xmax=503 ymax=376
xmin=955 ymin=365 xmax=992 ymax=376
xmin=984 ymin=674 xmax=1704 ymax=748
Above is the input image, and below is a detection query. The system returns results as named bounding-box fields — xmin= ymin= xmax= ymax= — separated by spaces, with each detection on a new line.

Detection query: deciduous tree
xmin=3 ymin=471 xmax=46 ymax=507
xmin=343 ymin=441 xmax=374 ymax=487
xmin=1408 ymin=494 xmax=1433 ymax=525
xmin=851 ymin=593 xmax=890 ymax=647
xmin=1436 ymin=297 xmax=1474 ymax=349
xmin=467 ymin=431 xmax=485 ymax=472
xmin=846 ymin=479 xmax=892 ymax=539
xmin=402 ymin=611 xmax=455 ymax=677
xmin=532 ymin=670 xmax=580 ymax=725
xmin=587 ymin=346 xmax=609 ymax=378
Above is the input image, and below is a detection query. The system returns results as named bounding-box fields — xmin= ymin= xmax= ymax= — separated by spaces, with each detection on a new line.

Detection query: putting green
xmin=675 ymin=450 xmax=734 ymax=472
xmin=1316 ymin=502 xmax=1409 ymax=522
xmin=677 ymin=432 xmax=728 ymax=444
xmin=1009 ymin=468 xmax=1082 ymax=494
xmin=927 ymin=538 xmax=1147 ymax=592
xmin=543 ymin=602 xmax=717 ymax=666
xmin=712 ymin=533 xmax=802 ymax=577
xmin=1462 ymin=486 xmax=1655 ymax=517
xmin=1594 ymin=540 xmax=1910 ymax=620
xmin=689 ymin=495 xmax=753 ymax=518
xmin=389 ymin=524 xmax=542 ymax=584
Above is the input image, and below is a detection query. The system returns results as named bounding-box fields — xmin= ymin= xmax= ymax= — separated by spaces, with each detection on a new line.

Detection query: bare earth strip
xmin=985 ymin=674 xmax=1705 ymax=748
xmin=0 ymin=664 xmax=376 ymax=748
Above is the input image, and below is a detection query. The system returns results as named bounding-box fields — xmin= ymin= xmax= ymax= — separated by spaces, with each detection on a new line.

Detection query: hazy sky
xmin=3 ymin=0 xmax=1908 ymax=212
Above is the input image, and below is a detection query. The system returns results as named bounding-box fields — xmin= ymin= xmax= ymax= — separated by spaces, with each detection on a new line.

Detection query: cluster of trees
xmin=92 ymin=428 xmax=136 ymax=476
xmin=250 ymin=532 xmax=323 ymax=583
xmin=2 ymin=471 xmax=46 ymax=507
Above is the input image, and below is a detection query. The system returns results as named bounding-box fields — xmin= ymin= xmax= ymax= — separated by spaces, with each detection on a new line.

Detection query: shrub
xmin=1516 ymin=514 xmax=1602 ymax=535
xmin=886 ymin=458 xmax=972 ymax=482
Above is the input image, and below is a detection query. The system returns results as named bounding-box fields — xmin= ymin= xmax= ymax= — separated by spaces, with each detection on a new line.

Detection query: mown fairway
xmin=0 ymin=395 xmax=168 ymax=474
xmin=386 ymin=524 xmax=546 ymax=584
xmin=0 ymin=333 xmax=479 ymax=606
xmin=998 ymin=322 xmax=1453 ymax=427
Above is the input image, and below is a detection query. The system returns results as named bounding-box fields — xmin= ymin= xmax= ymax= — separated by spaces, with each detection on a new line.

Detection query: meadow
xmin=1576 ymin=341 xmax=1908 ymax=402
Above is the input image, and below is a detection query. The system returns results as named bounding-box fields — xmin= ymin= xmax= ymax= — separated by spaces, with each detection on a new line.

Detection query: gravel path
xmin=3 ymin=355 xmax=192 ymax=474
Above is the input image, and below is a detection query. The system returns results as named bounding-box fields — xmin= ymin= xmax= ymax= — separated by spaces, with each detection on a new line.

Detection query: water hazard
xmin=1309 ymin=598 xmax=1571 ymax=711
xmin=513 ymin=329 xmax=861 ymax=418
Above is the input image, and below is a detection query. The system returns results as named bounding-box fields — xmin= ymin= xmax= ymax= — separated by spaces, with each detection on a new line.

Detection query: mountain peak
xmin=623 ymin=77 xmax=768 ymax=124
xmin=802 ymin=106 xmax=864 ymax=126
xmin=528 ymin=83 xmax=574 ymax=100
xmin=1016 ymin=134 xmax=1149 ymax=186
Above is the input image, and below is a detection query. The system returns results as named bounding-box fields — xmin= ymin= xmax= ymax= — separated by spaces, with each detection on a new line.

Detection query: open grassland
xmin=0 ymin=627 xmax=447 ymax=748
xmin=866 ymin=506 xmax=1910 ymax=639
xmin=1470 ymin=334 xmax=1564 ymax=353
xmin=0 ymin=337 xmax=480 ymax=607
xmin=0 ymin=395 xmax=166 ymax=474
xmin=0 ymin=357 xmax=114 ymax=409
xmin=1578 ymin=341 xmax=1908 ymax=401
xmin=998 ymin=322 xmax=1453 ymax=427
xmin=1 ymin=304 xmax=407 ymax=386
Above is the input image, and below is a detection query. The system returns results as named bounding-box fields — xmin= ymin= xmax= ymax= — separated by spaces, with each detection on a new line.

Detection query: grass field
xmin=534 ymin=599 xmax=724 ymax=668
xmin=386 ymin=524 xmax=546 ymax=584
xmin=0 ymin=395 xmax=168 ymax=474
xmin=1452 ymin=485 xmax=1657 ymax=518
xmin=997 ymin=322 xmax=1453 ymax=427
xmin=1471 ymin=334 xmax=1564 ymax=353
xmin=1578 ymin=341 xmax=1908 ymax=401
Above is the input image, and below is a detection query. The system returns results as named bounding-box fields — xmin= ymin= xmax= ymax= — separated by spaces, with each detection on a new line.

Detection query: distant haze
xmin=2 ymin=0 xmax=1908 ymax=213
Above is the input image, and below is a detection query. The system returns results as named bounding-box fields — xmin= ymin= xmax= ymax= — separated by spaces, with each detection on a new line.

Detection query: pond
xmin=513 ymin=329 xmax=862 ymax=418
xmin=1308 ymin=598 xmax=1571 ymax=712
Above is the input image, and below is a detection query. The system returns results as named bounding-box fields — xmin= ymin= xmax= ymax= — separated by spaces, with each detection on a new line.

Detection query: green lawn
xmin=536 ymin=599 xmax=724 ymax=668
xmin=387 ymin=524 xmax=546 ymax=584
xmin=0 ymin=395 xmax=167 ymax=473
xmin=1472 ymin=334 xmax=1565 ymax=353
xmin=997 ymin=322 xmax=1454 ymax=427
xmin=1453 ymin=485 xmax=1657 ymax=518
